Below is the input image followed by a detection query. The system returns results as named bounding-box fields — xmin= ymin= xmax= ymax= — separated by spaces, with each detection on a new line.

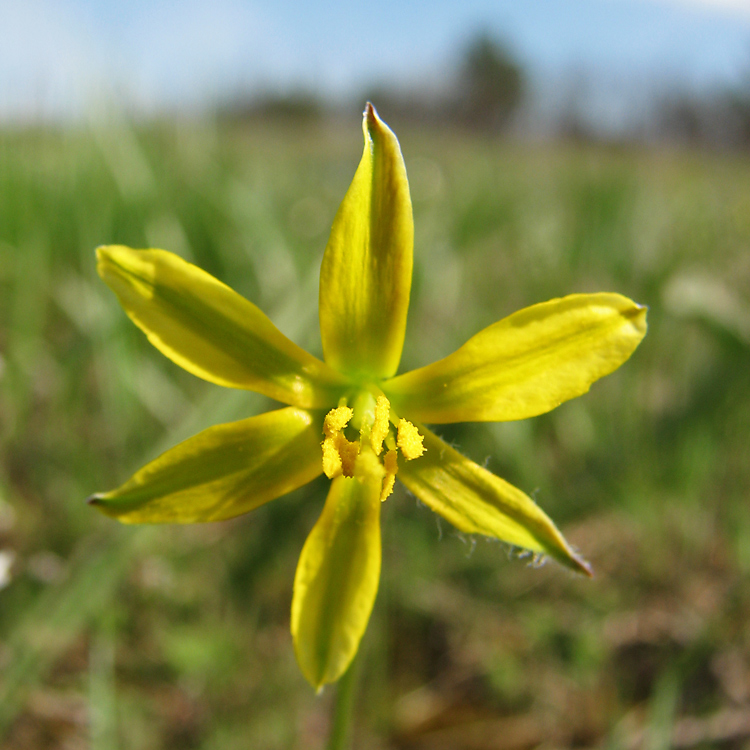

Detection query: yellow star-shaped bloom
xmin=90 ymin=104 xmax=647 ymax=690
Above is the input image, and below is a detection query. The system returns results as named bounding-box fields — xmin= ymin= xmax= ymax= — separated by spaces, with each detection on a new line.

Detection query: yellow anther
xmin=337 ymin=434 xmax=359 ymax=478
xmin=370 ymin=395 xmax=391 ymax=455
xmin=322 ymin=401 xmax=424 ymax=488
xmin=322 ymin=406 xmax=360 ymax=478
xmin=380 ymin=474 xmax=396 ymax=502
xmin=322 ymin=436 xmax=342 ymax=478
xmin=397 ymin=419 xmax=425 ymax=460
xmin=380 ymin=449 xmax=398 ymax=502
xmin=324 ymin=406 xmax=353 ymax=438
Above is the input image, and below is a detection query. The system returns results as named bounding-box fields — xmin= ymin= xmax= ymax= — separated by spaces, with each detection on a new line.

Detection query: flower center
xmin=321 ymin=392 xmax=425 ymax=501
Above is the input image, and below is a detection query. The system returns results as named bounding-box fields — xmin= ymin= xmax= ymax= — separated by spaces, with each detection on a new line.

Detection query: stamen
xmin=324 ymin=406 xmax=353 ymax=437
xmin=397 ymin=419 xmax=425 ymax=460
xmin=321 ymin=400 xmax=425 ymax=487
xmin=370 ymin=395 xmax=390 ymax=455
xmin=337 ymin=434 xmax=359 ymax=478
xmin=322 ymin=436 xmax=342 ymax=478
xmin=380 ymin=449 xmax=398 ymax=502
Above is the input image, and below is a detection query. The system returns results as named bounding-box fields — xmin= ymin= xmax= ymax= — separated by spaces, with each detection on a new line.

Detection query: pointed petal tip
xmin=626 ymin=300 xmax=648 ymax=335
xmin=363 ymin=101 xmax=382 ymax=126
xmin=570 ymin=552 xmax=594 ymax=578
xmin=362 ymin=102 xmax=379 ymax=141
xmin=95 ymin=244 xmax=131 ymax=278
xmin=95 ymin=244 xmax=120 ymax=260
xmin=301 ymin=660 xmax=347 ymax=692
xmin=94 ymin=244 xmax=108 ymax=265
xmin=362 ymin=102 xmax=390 ymax=140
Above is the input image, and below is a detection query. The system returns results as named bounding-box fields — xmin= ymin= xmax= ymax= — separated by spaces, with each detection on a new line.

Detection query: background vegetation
xmin=1 ymin=108 xmax=749 ymax=749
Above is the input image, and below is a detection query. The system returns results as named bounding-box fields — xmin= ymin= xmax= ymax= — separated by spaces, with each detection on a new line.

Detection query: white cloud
xmin=648 ymin=0 xmax=750 ymax=18
xmin=690 ymin=0 xmax=750 ymax=12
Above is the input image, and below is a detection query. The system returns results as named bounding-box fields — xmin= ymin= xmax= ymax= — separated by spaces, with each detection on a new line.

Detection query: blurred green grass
xmin=1 ymin=115 xmax=749 ymax=749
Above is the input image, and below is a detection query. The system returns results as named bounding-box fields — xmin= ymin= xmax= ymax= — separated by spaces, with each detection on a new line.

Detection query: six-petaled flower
xmin=90 ymin=104 xmax=647 ymax=690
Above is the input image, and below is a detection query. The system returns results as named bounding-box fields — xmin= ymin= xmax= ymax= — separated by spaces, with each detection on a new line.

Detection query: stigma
xmin=321 ymin=394 xmax=424 ymax=501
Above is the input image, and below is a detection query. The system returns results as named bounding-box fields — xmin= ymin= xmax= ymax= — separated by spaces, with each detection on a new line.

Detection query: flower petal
xmin=398 ymin=425 xmax=592 ymax=576
xmin=97 ymin=245 xmax=347 ymax=408
xmin=88 ymin=407 xmax=322 ymax=523
xmin=319 ymin=103 xmax=413 ymax=379
xmin=384 ymin=293 xmax=647 ymax=423
xmin=291 ymin=455 xmax=383 ymax=689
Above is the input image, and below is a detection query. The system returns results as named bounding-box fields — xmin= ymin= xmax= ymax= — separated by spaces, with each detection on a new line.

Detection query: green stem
xmin=326 ymin=655 xmax=360 ymax=750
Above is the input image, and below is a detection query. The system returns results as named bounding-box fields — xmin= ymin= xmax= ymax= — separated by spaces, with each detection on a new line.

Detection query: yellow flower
xmin=90 ymin=104 xmax=647 ymax=690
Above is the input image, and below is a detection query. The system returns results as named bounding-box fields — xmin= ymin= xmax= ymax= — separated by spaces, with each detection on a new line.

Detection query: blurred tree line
xmin=218 ymin=32 xmax=750 ymax=149
xmin=220 ymin=34 xmax=528 ymax=135
xmin=652 ymin=83 xmax=750 ymax=147
xmin=361 ymin=33 xmax=526 ymax=132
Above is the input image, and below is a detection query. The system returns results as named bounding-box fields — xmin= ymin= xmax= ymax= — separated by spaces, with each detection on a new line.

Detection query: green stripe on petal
xmin=291 ymin=454 xmax=383 ymax=689
xmin=97 ymin=245 xmax=347 ymax=408
xmin=89 ymin=407 xmax=322 ymax=523
xmin=398 ymin=426 xmax=592 ymax=576
xmin=384 ymin=293 xmax=647 ymax=423
xmin=319 ymin=103 xmax=413 ymax=379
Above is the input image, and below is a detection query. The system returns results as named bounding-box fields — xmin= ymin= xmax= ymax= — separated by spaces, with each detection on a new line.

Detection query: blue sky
xmin=1 ymin=0 xmax=749 ymax=121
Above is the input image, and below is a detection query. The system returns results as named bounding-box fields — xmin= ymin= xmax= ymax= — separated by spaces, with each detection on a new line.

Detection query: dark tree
xmin=455 ymin=34 xmax=525 ymax=131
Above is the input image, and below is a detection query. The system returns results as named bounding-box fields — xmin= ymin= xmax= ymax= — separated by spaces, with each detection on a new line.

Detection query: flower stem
xmin=326 ymin=655 xmax=360 ymax=750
